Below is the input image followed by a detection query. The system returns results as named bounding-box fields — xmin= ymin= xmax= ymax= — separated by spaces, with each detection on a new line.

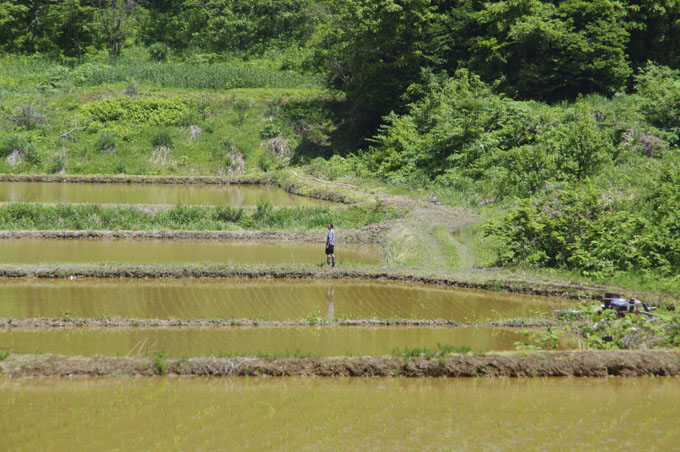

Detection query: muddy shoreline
xmin=0 ymin=317 xmax=559 ymax=329
xmin=0 ymin=263 xmax=607 ymax=299
xmin=2 ymin=351 xmax=679 ymax=377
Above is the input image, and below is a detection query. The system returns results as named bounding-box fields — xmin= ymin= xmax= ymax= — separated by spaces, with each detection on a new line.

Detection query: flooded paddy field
xmin=1 ymin=377 xmax=678 ymax=450
xmin=0 ymin=326 xmax=572 ymax=357
xmin=0 ymin=180 xmax=331 ymax=206
xmin=0 ymin=279 xmax=571 ymax=322
xmin=0 ymin=239 xmax=379 ymax=265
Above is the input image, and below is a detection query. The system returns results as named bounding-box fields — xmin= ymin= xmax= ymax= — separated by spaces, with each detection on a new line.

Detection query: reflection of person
xmin=325 ymin=286 xmax=335 ymax=321
xmin=325 ymin=223 xmax=335 ymax=267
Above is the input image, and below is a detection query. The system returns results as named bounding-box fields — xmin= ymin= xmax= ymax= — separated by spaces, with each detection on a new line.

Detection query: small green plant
xmin=259 ymin=123 xmax=281 ymax=139
xmin=258 ymin=149 xmax=278 ymax=172
xmin=514 ymin=327 xmax=561 ymax=351
xmin=10 ymin=104 xmax=46 ymax=130
xmin=304 ymin=310 xmax=325 ymax=325
xmin=0 ymin=351 xmax=9 ymax=360
xmin=48 ymin=152 xmax=67 ymax=174
xmin=373 ymin=197 xmax=384 ymax=212
xmin=132 ymin=321 xmax=140 ymax=327
xmin=124 ymin=80 xmax=140 ymax=96
xmin=152 ymin=350 xmax=169 ymax=376
xmin=392 ymin=343 xmax=456 ymax=363
xmin=95 ymin=132 xmax=118 ymax=152
xmin=151 ymin=128 xmax=174 ymax=148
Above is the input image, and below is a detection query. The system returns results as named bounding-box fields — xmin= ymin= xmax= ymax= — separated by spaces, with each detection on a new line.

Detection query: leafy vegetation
xmin=0 ymin=202 xmax=404 ymax=231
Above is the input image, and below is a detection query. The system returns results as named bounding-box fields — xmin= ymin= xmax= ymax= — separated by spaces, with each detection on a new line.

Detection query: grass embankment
xmin=3 ymin=351 xmax=679 ymax=377
xmin=0 ymin=202 xmax=402 ymax=231
xmin=0 ymin=264 xmax=617 ymax=299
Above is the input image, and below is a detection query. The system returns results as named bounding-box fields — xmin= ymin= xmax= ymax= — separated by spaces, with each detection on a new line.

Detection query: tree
xmin=309 ymin=0 xmax=451 ymax=137
xmin=469 ymin=0 xmax=631 ymax=100
xmin=97 ymin=0 xmax=138 ymax=58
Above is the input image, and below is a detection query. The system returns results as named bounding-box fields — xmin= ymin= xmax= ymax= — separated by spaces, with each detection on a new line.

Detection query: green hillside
xmin=2 ymin=0 xmax=680 ymax=291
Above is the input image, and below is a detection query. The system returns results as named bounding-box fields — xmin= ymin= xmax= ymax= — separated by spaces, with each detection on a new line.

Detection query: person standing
xmin=325 ymin=223 xmax=335 ymax=267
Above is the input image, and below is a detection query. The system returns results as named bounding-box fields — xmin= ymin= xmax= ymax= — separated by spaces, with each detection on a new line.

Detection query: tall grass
xmin=74 ymin=61 xmax=320 ymax=90
xmin=0 ymin=202 xmax=404 ymax=231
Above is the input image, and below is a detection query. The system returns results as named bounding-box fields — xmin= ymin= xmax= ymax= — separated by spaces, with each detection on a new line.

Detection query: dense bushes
xmin=360 ymin=71 xmax=616 ymax=199
xmin=484 ymin=161 xmax=680 ymax=276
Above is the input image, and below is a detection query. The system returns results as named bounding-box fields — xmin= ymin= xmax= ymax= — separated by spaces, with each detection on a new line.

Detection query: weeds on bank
xmin=579 ymin=306 xmax=680 ymax=350
xmin=514 ymin=327 xmax=563 ymax=351
xmin=0 ymin=351 xmax=10 ymax=360
xmin=0 ymin=202 xmax=404 ymax=231
xmin=152 ymin=350 xmax=169 ymax=376
xmin=516 ymin=302 xmax=680 ymax=351
xmin=213 ymin=349 xmax=316 ymax=359
xmin=392 ymin=344 xmax=471 ymax=364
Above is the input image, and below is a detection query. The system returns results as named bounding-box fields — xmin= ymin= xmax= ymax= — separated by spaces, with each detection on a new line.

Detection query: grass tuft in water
xmin=152 ymin=350 xmax=169 ymax=376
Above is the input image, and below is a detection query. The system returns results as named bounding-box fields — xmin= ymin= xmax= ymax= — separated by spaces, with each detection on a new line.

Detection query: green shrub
xmin=215 ymin=206 xmax=244 ymax=223
xmin=82 ymin=97 xmax=190 ymax=126
xmin=148 ymin=43 xmax=171 ymax=62
xmin=48 ymin=153 xmax=67 ymax=174
xmin=259 ymin=123 xmax=280 ymax=139
xmin=0 ymin=134 xmax=41 ymax=166
xmin=485 ymin=163 xmax=680 ymax=276
xmin=95 ymin=132 xmax=118 ymax=152
xmin=635 ymin=62 xmax=680 ymax=143
xmin=151 ymin=128 xmax=174 ymax=148
xmin=10 ymin=104 xmax=47 ymax=130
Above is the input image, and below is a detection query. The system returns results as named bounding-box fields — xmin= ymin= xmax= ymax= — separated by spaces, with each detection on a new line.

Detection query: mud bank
xmin=0 ymin=318 xmax=467 ymax=329
xmin=0 ymin=318 xmax=558 ymax=329
xmin=0 ymin=229 xmax=377 ymax=244
xmin=0 ymin=264 xmax=606 ymax=299
xmin=2 ymin=351 xmax=679 ymax=377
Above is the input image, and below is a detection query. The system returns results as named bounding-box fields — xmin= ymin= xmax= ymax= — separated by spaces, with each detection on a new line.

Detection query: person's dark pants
xmin=325 ymin=245 xmax=335 ymax=266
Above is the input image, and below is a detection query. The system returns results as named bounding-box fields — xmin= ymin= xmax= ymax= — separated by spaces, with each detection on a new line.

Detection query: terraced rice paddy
xmin=0 ymin=325 xmax=561 ymax=357
xmin=0 ymin=238 xmax=380 ymax=265
xmin=2 ymin=377 xmax=679 ymax=450
xmin=0 ymin=181 xmax=331 ymax=206
xmin=0 ymin=279 xmax=570 ymax=322
xmin=3 ymin=178 xmax=663 ymax=448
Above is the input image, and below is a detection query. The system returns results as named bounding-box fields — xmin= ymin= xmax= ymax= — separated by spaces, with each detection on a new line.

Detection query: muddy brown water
xmin=0 ymin=279 xmax=571 ymax=322
xmin=0 ymin=238 xmax=379 ymax=265
xmin=0 ymin=326 xmax=574 ymax=356
xmin=0 ymin=180 xmax=331 ymax=206
xmin=1 ymin=377 xmax=678 ymax=450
